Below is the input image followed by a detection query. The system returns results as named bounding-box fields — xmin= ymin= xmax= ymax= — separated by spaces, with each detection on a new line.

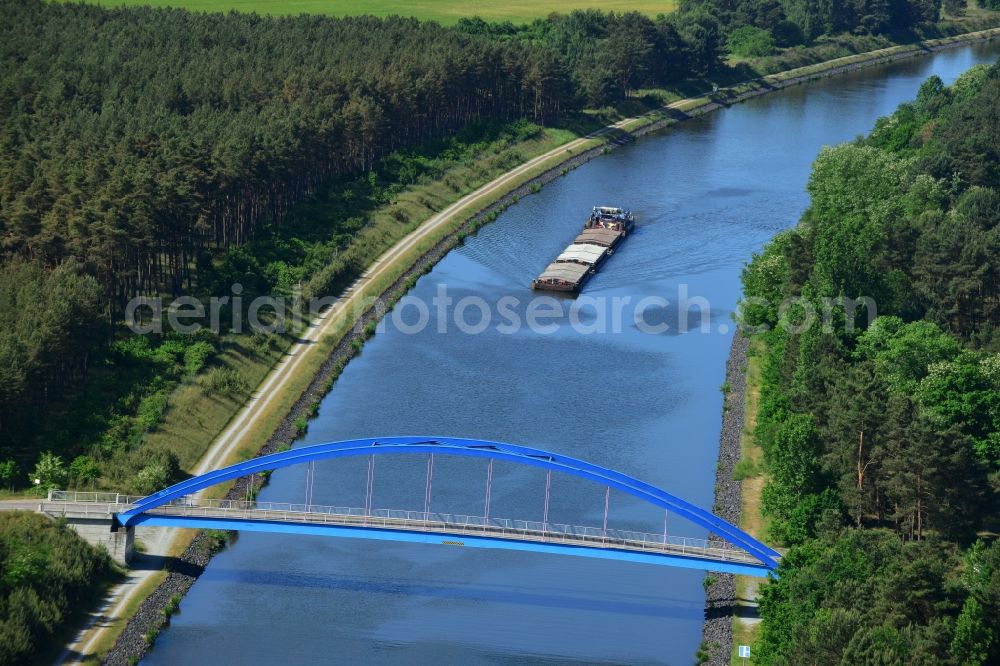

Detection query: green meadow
xmin=87 ymin=0 xmax=677 ymax=23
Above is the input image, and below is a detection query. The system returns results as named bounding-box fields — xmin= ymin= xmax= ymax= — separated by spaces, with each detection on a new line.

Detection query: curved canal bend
xmin=144 ymin=43 xmax=1000 ymax=665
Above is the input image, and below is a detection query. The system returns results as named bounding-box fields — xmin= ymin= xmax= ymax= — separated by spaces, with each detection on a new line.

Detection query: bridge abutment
xmin=43 ymin=508 xmax=135 ymax=566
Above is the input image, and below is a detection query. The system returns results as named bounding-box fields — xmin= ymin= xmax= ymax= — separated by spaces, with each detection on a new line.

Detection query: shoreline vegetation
xmin=0 ymin=512 xmax=121 ymax=665
xmin=712 ymin=333 xmax=768 ymax=666
xmin=731 ymin=58 xmax=1000 ymax=664
xmin=102 ymin=27 xmax=1000 ymax=666
xmin=0 ymin=0 xmax=999 ymax=662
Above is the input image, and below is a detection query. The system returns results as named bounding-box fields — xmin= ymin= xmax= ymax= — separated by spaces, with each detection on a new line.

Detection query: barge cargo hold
xmin=532 ymin=206 xmax=635 ymax=293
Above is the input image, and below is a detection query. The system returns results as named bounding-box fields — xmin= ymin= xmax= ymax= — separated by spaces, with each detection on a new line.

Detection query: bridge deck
xmin=44 ymin=493 xmax=767 ymax=570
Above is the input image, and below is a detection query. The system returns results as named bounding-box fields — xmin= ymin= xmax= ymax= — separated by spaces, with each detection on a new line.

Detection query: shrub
xmin=695 ymin=641 xmax=719 ymax=664
xmin=69 ymin=455 xmax=100 ymax=488
xmin=204 ymin=368 xmax=250 ymax=397
xmin=183 ymin=341 xmax=215 ymax=375
xmin=128 ymin=451 xmax=180 ymax=495
xmin=113 ymin=335 xmax=156 ymax=361
xmin=153 ymin=336 xmax=188 ymax=365
xmin=202 ymin=529 xmax=231 ymax=554
xmin=772 ymin=19 xmax=805 ymax=47
xmin=0 ymin=512 xmax=116 ymax=665
xmin=99 ymin=414 xmax=133 ymax=457
xmin=732 ymin=457 xmax=758 ymax=481
xmin=163 ymin=594 xmax=181 ymax=619
xmin=131 ymin=465 xmax=170 ymax=495
xmin=28 ymin=451 xmax=67 ymax=492
xmin=249 ymin=330 xmax=275 ymax=357
xmin=727 ymin=26 xmax=776 ymax=57
xmin=294 ymin=416 xmax=308 ymax=437
xmin=0 ymin=459 xmax=18 ymax=490
xmin=135 ymin=389 xmax=170 ymax=432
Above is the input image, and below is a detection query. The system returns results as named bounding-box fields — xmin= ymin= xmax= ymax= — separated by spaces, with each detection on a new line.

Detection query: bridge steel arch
xmin=116 ymin=437 xmax=781 ymax=570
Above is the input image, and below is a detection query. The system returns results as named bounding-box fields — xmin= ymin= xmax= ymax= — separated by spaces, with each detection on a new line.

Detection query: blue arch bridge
xmin=59 ymin=437 xmax=782 ymax=577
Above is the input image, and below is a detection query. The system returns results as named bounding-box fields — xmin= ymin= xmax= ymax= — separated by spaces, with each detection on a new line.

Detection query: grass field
xmin=87 ymin=0 xmax=677 ymax=24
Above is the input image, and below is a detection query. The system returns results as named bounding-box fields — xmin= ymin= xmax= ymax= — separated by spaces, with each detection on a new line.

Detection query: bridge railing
xmin=41 ymin=492 xmax=763 ymax=564
xmin=141 ymin=497 xmax=760 ymax=564
xmin=48 ymin=490 xmax=143 ymax=505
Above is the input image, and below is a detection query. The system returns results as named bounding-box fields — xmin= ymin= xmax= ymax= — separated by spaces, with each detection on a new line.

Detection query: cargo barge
xmin=531 ymin=206 xmax=635 ymax=292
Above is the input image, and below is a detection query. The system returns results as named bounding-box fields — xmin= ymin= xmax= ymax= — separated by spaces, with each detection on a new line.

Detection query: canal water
xmin=144 ymin=43 xmax=1000 ymax=665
